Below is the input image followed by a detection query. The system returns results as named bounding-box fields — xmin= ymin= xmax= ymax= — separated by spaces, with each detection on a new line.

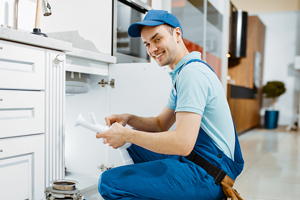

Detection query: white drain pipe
xmin=75 ymin=113 xmax=134 ymax=165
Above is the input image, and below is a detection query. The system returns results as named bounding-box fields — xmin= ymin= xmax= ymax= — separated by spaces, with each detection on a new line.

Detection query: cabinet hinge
xmin=98 ymin=79 xmax=115 ymax=88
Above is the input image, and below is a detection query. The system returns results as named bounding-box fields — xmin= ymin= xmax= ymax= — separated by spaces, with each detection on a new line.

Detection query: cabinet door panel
xmin=0 ymin=154 xmax=32 ymax=200
xmin=0 ymin=40 xmax=45 ymax=90
xmin=0 ymin=134 xmax=44 ymax=200
xmin=107 ymin=63 xmax=172 ymax=166
xmin=0 ymin=90 xmax=45 ymax=138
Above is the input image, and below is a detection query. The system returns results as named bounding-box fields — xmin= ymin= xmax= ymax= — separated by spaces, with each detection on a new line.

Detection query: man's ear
xmin=174 ymin=27 xmax=182 ymax=42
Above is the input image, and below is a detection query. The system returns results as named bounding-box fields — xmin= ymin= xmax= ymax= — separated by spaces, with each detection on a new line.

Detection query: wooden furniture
xmin=227 ymin=16 xmax=266 ymax=134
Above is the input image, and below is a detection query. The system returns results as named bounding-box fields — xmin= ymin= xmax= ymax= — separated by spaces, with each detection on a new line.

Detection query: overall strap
xmin=180 ymin=59 xmax=217 ymax=75
xmin=175 ymin=59 xmax=218 ymax=91
xmin=177 ymin=59 xmax=244 ymax=199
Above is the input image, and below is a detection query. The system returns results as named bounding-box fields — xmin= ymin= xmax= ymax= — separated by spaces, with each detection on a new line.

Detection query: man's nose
xmin=148 ymin=44 xmax=157 ymax=56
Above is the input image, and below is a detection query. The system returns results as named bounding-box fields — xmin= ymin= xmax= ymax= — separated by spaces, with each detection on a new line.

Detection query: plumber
xmin=96 ymin=10 xmax=244 ymax=200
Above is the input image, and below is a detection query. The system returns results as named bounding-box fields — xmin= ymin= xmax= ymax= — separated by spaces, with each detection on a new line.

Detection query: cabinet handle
xmin=0 ymin=149 xmax=3 ymax=152
xmin=0 ymin=99 xmax=2 ymax=101
xmin=55 ymin=54 xmax=64 ymax=62
xmin=0 ymin=47 xmax=3 ymax=50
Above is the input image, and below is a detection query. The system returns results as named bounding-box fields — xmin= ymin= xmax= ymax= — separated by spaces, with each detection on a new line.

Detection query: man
xmin=97 ymin=10 xmax=244 ymax=200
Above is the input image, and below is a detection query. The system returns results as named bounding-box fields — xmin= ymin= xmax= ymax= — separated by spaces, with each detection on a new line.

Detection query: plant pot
xmin=264 ymin=110 xmax=279 ymax=129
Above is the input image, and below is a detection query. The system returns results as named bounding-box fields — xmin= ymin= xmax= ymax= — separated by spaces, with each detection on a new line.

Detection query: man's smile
xmin=152 ymin=51 xmax=165 ymax=60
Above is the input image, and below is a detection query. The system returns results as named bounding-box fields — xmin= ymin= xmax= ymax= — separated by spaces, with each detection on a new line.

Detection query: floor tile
xmin=241 ymin=195 xmax=280 ymax=200
xmin=235 ymin=177 xmax=300 ymax=200
xmin=235 ymin=128 xmax=300 ymax=200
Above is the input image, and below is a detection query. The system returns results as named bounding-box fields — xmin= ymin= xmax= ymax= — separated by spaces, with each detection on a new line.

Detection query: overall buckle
xmin=214 ymin=170 xmax=227 ymax=184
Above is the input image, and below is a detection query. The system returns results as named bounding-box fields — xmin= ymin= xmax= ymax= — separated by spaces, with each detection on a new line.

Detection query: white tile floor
xmin=235 ymin=127 xmax=300 ymax=200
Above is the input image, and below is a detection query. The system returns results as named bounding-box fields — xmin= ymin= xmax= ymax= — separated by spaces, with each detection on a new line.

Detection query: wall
xmin=297 ymin=12 xmax=300 ymax=56
xmin=0 ymin=0 xmax=113 ymax=54
xmin=0 ymin=0 xmax=36 ymax=30
xmin=41 ymin=0 xmax=113 ymax=55
xmin=255 ymin=11 xmax=300 ymax=125
xmin=0 ymin=0 xmax=14 ymax=28
xmin=231 ymin=0 xmax=300 ymax=13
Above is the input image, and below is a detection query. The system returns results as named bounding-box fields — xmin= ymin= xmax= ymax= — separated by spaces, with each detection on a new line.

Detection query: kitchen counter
xmin=0 ymin=27 xmax=72 ymax=52
xmin=0 ymin=27 xmax=117 ymax=77
xmin=67 ymin=47 xmax=116 ymax=64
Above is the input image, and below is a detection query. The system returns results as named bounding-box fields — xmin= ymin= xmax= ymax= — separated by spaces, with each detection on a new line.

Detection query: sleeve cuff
xmin=175 ymin=106 xmax=203 ymax=116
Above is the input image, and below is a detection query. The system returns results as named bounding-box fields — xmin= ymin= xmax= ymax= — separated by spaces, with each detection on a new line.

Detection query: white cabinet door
xmin=0 ymin=134 xmax=45 ymax=200
xmin=107 ymin=63 xmax=172 ymax=166
xmin=0 ymin=40 xmax=46 ymax=90
xmin=0 ymin=90 xmax=45 ymax=138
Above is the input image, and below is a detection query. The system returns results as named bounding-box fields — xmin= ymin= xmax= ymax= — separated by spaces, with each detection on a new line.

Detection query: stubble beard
xmin=157 ymin=52 xmax=173 ymax=67
xmin=157 ymin=45 xmax=177 ymax=67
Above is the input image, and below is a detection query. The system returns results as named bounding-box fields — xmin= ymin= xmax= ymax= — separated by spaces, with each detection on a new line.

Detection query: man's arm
xmin=105 ymin=106 xmax=176 ymax=132
xmin=127 ymin=106 xmax=176 ymax=132
xmin=97 ymin=111 xmax=201 ymax=156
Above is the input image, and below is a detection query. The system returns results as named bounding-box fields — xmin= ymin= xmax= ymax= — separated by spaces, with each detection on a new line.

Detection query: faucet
xmin=14 ymin=0 xmax=52 ymax=30
xmin=43 ymin=0 xmax=52 ymax=16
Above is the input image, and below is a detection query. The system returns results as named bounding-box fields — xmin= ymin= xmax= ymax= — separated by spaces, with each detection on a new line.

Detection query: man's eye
xmin=156 ymin=38 xmax=160 ymax=42
xmin=145 ymin=44 xmax=150 ymax=47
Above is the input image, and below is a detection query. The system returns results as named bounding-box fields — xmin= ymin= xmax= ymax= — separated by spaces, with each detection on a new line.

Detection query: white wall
xmin=0 ymin=0 xmax=14 ymax=28
xmin=255 ymin=11 xmax=300 ymax=125
xmin=0 ymin=0 xmax=36 ymax=30
xmin=0 ymin=0 xmax=113 ymax=54
xmin=41 ymin=0 xmax=112 ymax=55
xmin=231 ymin=0 xmax=300 ymax=14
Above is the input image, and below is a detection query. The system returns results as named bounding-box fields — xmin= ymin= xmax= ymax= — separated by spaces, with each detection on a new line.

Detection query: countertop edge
xmin=66 ymin=47 xmax=116 ymax=64
xmin=0 ymin=27 xmax=73 ymax=52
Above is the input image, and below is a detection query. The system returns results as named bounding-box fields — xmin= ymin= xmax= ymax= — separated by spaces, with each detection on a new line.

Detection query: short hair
xmin=163 ymin=24 xmax=175 ymax=35
xmin=137 ymin=24 xmax=175 ymax=36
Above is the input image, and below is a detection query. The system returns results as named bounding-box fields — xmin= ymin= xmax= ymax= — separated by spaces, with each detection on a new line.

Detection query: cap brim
xmin=128 ymin=20 xmax=164 ymax=38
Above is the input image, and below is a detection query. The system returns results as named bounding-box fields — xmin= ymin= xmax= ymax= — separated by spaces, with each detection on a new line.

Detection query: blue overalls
xmin=98 ymin=60 xmax=244 ymax=200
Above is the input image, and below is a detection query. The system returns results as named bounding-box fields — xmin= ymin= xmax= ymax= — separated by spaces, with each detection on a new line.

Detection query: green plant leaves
xmin=262 ymin=81 xmax=286 ymax=98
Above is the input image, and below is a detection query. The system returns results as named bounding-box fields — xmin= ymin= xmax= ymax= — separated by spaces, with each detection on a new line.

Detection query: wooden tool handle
xmin=34 ymin=0 xmax=42 ymax=28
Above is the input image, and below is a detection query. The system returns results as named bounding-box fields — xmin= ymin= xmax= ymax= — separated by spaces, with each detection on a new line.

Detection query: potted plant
xmin=262 ymin=81 xmax=286 ymax=129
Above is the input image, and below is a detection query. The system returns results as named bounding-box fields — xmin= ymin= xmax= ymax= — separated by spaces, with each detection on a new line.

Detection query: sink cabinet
xmin=0 ymin=40 xmax=66 ymax=199
xmin=0 ymin=134 xmax=44 ymax=200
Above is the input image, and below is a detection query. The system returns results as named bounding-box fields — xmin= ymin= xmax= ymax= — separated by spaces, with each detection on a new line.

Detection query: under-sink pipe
xmin=75 ymin=112 xmax=134 ymax=166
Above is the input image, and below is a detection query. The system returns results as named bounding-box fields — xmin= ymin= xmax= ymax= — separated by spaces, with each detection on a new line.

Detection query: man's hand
xmin=105 ymin=114 xmax=131 ymax=127
xmin=96 ymin=123 xmax=130 ymax=149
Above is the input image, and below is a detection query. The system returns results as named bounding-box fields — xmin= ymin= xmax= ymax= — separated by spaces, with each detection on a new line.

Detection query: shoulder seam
xmin=178 ymin=63 xmax=216 ymax=105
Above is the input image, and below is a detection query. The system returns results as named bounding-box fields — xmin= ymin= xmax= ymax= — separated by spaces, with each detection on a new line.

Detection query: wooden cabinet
xmin=227 ymin=16 xmax=266 ymax=134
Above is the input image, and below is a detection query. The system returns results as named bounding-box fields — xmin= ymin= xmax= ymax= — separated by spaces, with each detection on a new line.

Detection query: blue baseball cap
xmin=128 ymin=10 xmax=182 ymax=38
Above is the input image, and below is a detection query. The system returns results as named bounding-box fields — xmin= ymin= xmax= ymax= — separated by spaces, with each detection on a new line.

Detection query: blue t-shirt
xmin=166 ymin=52 xmax=235 ymax=160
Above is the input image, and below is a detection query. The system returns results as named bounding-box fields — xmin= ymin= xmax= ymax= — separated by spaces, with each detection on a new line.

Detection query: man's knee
xmin=98 ymin=170 xmax=113 ymax=198
xmin=98 ymin=168 xmax=137 ymax=200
